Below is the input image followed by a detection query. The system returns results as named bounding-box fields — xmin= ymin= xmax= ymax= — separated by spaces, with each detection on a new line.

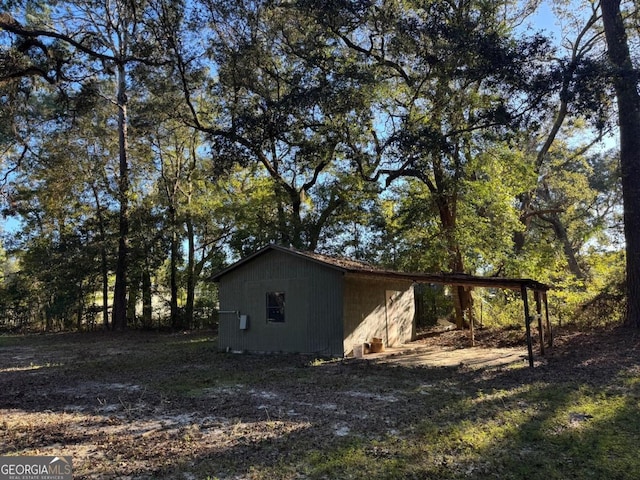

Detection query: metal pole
xmin=384 ymin=291 xmax=390 ymax=347
xmin=468 ymin=288 xmax=475 ymax=347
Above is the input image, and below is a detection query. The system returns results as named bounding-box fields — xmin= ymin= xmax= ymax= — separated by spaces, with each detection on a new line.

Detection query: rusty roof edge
xmin=345 ymin=270 xmax=549 ymax=291
xmin=211 ymin=244 xmax=550 ymax=291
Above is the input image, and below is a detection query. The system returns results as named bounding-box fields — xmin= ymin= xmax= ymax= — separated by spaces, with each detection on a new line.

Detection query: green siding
xmin=217 ymin=249 xmax=344 ymax=355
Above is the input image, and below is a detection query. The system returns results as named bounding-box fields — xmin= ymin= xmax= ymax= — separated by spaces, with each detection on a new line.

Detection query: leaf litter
xmin=0 ymin=326 xmax=638 ymax=479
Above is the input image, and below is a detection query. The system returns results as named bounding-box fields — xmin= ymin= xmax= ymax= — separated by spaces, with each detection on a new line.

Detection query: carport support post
xmin=543 ymin=292 xmax=553 ymax=347
xmin=467 ymin=287 xmax=475 ymax=347
xmin=535 ymin=291 xmax=545 ymax=356
xmin=521 ymin=285 xmax=534 ymax=368
xmin=469 ymin=306 xmax=475 ymax=347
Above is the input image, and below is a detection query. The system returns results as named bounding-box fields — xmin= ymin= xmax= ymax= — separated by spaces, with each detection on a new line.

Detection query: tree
xmin=312 ymin=0 xmax=552 ymax=326
xmin=163 ymin=0 xmax=379 ymax=252
xmin=151 ymin=122 xmax=231 ymax=329
xmin=601 ymin=0 xmax=640 ymax=327
xmin=6 ymin=163 xmax=107 ymax=331
xmin=1 ymin=0 xmax=176 ymax=330
xmin=513 ymin=3 xmax=608 ymax=277
xmin=0 ymin=59 xmax=127 ymax=330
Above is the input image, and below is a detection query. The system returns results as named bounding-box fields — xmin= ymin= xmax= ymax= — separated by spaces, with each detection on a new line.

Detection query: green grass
xmin=293 ymin=380 xmax=640 ymax=480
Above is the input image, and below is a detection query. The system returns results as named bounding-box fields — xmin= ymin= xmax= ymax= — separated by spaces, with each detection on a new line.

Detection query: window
xmin=266 ymin=292 xmax=285 ymax=323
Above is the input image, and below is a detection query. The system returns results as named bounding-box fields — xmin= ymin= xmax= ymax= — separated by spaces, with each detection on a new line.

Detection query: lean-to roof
xmin=211 ymin=244 xmax=549 ymax=292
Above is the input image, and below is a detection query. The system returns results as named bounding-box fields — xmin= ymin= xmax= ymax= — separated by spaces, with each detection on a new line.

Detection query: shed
xmin=212 ymin=245 xmax=551 ymax=365
xmin=211 ymin=245 xmax=417 ymax=357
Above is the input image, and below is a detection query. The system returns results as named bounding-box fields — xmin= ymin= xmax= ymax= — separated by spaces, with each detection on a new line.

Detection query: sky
xmin=526 ymin=1 xmax=562 ymax=41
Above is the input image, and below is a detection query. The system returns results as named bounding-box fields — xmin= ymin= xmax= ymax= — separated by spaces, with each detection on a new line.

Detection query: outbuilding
xmin=211 ymin=244 xmax=417 ymax=357
xmin=212 ymin=244 xmax=551 ymax=365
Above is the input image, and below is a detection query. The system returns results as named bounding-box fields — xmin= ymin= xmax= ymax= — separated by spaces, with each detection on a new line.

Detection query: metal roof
xmin=211 ymin=244 xmax=549 ymax=292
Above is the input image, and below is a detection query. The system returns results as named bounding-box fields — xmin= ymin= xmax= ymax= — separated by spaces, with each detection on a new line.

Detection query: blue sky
xmin=528 ymin=1 xmax=561 ymax=39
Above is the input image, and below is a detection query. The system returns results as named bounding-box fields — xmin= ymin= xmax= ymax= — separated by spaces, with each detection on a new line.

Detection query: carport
xmin=358 ymin=271 xmax=552 ymax=368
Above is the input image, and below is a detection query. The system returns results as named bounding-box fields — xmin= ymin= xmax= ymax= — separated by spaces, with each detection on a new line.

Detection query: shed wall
xmin=217 ymin=250 xmax=344 ymax=355
xmin=343 ymin=275 xmax=416 ymax=355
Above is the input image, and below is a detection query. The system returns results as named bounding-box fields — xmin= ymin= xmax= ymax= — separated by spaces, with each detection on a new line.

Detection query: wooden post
xmin=543 ymin=291 xmax=553 ymax=347
xmin=468 ymin=287 xmax=475 ymax=347
xmin=535 ymin=291 xmax=545 ymax=356
xmin=521 ymin=285 xmax=534 ymax=368
xmin=469 ymin=307 xmax=475 ymax=347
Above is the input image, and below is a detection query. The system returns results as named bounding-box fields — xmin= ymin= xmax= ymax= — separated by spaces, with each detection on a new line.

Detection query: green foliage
xmin=458 ymin=146 xmax=535 ymax=272
xmin=0 ymin=0 xmax=630 ymax=330
xmin=476 ymin=249 xmax=626 ymax=330
xmin=472 ymin=289 xmax=524 ymax=329
xmin=0 ymin=271 xmax=37 ymax=331
xmin=572 ymin=250 xmax=626 ymax=327
xmin=415 ymin=284 xmax=454 ymax=327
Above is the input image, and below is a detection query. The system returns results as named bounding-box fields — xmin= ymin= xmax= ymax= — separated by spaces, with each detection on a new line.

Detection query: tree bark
xmin=91 ymin=185 xmax=111 ymax=329
xmin=142 ymin=267 xmax=153 ymax=329
xmin=112 ymin=62 xmax=130 ymax=331
xmin=601 ymin=0 xmax=640 ymax=327
xmin=76 ymin=281 xmax=84 ymax=331
xmin=169 ymin=209 xmax=180 ymax=329
xmin=126 ymin=275 xmax=138 ymax=326
xmin=185 ymin=214 xmax=196 ymax=329
xmin=436 ymin=193 xmax=469 ymax=329
xmin=541 ymin=212 xmax=586 ymax=279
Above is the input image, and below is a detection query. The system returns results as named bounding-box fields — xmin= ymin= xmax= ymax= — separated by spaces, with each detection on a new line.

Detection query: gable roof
xmin=211 ymin=244 xmax=549 ymax=292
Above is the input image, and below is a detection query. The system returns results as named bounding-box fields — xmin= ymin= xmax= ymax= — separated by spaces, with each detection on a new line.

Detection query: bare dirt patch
xmin=1 ymin=327 xmax=639 ymax=479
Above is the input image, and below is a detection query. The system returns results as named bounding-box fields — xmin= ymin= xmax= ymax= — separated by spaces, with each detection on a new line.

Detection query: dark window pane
xmin=266 ymin=292 xmax=285 ymax=322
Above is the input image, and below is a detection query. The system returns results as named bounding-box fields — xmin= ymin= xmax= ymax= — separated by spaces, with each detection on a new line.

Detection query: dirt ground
xmin=363 ymin=327 xmax=532 ymax=368
xmin=1 ymin=326 xmax=639 ymax=479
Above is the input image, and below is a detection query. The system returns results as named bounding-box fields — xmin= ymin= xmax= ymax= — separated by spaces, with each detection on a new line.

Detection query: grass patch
xmin=290 ymin=383 xmax=640 ymax=480
xmin=1 ymin=328 xmax=639 ymax=479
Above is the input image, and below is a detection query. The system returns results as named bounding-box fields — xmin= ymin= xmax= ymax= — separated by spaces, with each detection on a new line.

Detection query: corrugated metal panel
xmin=307 ymin=264 xmax=344 ymax=355
xmin=218 ymin=249 xmax=344 ymax=356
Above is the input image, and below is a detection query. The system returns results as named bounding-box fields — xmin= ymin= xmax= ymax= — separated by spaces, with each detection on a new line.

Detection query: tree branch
xmin=0 ymin=13 xmax=168 ymax=66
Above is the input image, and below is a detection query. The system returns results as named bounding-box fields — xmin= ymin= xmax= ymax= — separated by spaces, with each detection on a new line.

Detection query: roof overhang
xmin=345 ymin=270 xmax=548 ymax=291
xmin=211 ymin=244 xmax=549 ymax=292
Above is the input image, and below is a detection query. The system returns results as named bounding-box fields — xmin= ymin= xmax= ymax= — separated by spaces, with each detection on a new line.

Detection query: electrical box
xmin=239 ymin=314 xmax=249 ymax=330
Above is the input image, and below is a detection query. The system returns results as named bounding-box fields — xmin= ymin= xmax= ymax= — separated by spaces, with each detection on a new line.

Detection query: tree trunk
xmin=142 ymin=267 xmax=153 ymax=329
xmin=290 ymin=193 xmax=305 ymax=249
xmin=185 ymin=215 xmax=196 ymax=329
xmin=45 ymin=304 xmax=53 ymax=332
xmin=601 ymin=0 xmax=640 ymax=327
xmin=436 ymin=194 xmax=469 ymax=329
xmin=169 ymin=209 xmax=180 ymax=329
xmin=112 ymin=63 xmax=130 ymax=331
xmin=76 ymin=281 xmax=84 ymax=331
xmin=100 ymin=238 xmax=110 ymax=329
xmin=127 ymin=276 xmax=138 ymax=327
xmin=542 ymin=213 xmax=586 ymax=279
xmin=91 ymin=185 xmax=110 ymax=329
